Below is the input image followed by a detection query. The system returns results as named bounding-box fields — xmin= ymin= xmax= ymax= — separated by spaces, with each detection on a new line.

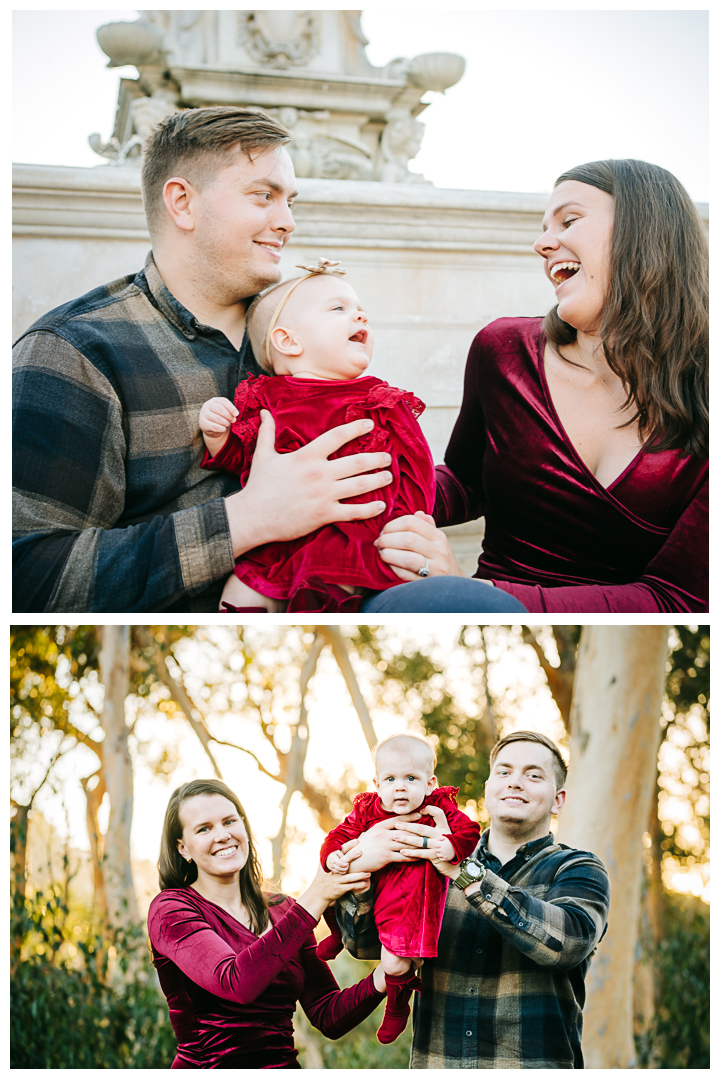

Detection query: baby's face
xmin=373 ymin=746 xmax=437 ymax=814
xmin=272 ymin=276 xmax=374 ymax=380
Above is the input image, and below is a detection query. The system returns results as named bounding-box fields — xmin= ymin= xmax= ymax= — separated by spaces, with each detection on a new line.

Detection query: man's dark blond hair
xmin=141 ymin=106 xmax=291 ymax=237
xmin=489 ymin=730 xmax=567 ymax=789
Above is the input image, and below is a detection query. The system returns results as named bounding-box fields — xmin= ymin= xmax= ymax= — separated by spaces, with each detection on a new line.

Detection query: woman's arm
xmin=492 ymin=474 xmax=708 ymax=612
xmin=299 ymin=942 xmax=385 ymax=1039
xmin=148 ymin=866 xmax=371 ymax=1005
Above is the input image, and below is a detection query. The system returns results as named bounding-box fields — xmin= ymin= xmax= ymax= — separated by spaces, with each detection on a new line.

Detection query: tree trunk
xmin=557 ymin=625 xmax=669 ymax=1069
xmin=272 ymin=634 xmax=324 ymax=881
xmin=80 ymin=769 xmax=108 ymax=918
xmin=99 ymin=625 xmax=139 ymax=929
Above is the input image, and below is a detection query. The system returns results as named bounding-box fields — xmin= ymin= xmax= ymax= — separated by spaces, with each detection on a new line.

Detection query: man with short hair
xmin=12 ymin=106 xmax=393 ymax=612
xmin=345 ymin=730 xmax=610 ymax=1068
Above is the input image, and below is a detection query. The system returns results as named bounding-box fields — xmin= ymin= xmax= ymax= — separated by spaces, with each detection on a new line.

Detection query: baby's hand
xmin=434 ymin=836 xmax=455 ymax=863
xmin=199 ymin=397 xmax=238 ymax=437
xmin=326 ymin=851 xmax=350 ymax=874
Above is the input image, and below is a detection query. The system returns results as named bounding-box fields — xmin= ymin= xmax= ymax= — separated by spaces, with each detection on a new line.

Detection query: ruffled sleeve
xmin=344 ymin=382 xmax=426 ymax=453
xmin=229 ymin=375 xmax=269 ymax=460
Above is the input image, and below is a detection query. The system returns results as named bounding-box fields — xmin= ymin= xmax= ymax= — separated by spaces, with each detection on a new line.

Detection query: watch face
xmin=466 ymin=861 xmax=483 ymax=879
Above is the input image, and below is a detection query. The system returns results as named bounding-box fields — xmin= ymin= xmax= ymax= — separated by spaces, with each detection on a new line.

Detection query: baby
xmin=198 ymin=260 xmax=436 ymax=614
xmin=319 ymin=734 xmax=480 ymax=1043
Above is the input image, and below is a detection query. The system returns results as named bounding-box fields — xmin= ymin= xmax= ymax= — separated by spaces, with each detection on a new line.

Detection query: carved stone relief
xmin=238 ymin=10 xmax=320 ymax=69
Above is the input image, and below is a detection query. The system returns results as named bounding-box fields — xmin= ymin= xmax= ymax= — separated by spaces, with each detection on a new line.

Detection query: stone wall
xmin=12 ymin=163 xmax=708 ymax=573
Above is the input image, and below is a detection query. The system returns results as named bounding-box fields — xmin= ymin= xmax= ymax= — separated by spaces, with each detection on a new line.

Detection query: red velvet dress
xmin=320 ymin=787 xmax=480 ymax=958
xmin=147 ymin=890 xmax=384 ymax=1069
xmin=202 ymin=374 xmax=436 ymax=612
xmin=435 ymin=317 xmax=708 ymax=612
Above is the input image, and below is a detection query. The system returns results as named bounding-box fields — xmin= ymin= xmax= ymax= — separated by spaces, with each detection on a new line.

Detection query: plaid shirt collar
xmin=476 ymin=828 xmax=554 ymax=871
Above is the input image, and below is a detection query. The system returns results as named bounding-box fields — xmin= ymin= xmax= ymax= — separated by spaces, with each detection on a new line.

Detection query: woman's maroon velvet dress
xmin=320 ymin=787 xmax=480 ymax=958
xmin=147 ymin=890 xmax=384 ymax=1068
xmin=202 ymin=374 xmax=436 ymax=612
xmin=435 ymin=318 xmax=708 ymax=612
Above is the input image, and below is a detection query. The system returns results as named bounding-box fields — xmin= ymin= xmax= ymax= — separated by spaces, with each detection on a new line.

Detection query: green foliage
xmin=11 ymin=887 xmax=175 ymax=1069
xmin=348 ymin=627 xmax=491 ymax=803
xmin=635 ymin=896 xmax=709 ymax=1069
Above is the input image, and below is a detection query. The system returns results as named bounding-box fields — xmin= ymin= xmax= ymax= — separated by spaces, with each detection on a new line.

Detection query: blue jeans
xmin=361 ymin=577 xmax=528 ymax=613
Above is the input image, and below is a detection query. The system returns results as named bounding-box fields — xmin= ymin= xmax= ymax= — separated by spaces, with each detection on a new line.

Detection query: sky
xmin=12 ymin=5 xmax=709 ymax=201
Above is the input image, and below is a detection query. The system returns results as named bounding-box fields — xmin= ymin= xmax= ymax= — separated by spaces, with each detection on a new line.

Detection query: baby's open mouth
xmin=349 ymin=329 xmax=368 ymax=344
xmin=551 ymin=261 xmax=581 ymax=285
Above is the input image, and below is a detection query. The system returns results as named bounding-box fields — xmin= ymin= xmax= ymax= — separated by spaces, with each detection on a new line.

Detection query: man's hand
xmin=225 ymin=411 xmax=394 ymax=558
xmin=335 ymin=814 xmax=422 ymax=874
xmin=394 ymin=806 xmax=461 ymax=880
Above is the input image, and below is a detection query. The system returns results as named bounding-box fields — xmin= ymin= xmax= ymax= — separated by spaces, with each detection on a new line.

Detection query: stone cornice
xmin=13 ymin=163 xmax=708 ymax=251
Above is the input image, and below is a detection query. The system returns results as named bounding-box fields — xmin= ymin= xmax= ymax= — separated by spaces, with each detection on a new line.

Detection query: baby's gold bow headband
xmin=264 ymin=258 xmax=346 ymax=365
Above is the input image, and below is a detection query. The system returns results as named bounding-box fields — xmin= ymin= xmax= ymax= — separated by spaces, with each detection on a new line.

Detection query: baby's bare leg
xmin=380 ymin=944 xmax=412 ymax=977
xmin=219 ymin=574 xmax=286 ymax=613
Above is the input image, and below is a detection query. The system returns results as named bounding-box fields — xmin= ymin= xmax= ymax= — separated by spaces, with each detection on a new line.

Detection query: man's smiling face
xmin=483 ymin=741 xmax=565 ymax=837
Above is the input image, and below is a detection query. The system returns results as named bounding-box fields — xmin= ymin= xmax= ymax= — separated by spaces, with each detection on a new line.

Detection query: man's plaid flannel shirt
xmin=13 ymin=252 xmax=260 ymax=612
xmin=410 ymin=830 xmax=610 ymax=1069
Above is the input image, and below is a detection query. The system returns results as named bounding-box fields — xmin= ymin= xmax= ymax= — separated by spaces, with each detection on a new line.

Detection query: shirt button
xmin=466 ymin=1030 xmax=472 ymax=1037
xmin=519 ymin=921 xmax=524 ymax=927
xmin=469 ymin=988 xmax=476 ymax=993
xmin=476 ymin=948 xmax=482 ymax=954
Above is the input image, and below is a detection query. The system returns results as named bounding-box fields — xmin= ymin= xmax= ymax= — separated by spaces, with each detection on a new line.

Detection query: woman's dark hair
xmin=544 ymin=159 xmax=708 ymax=457
xmin=158 ymin=779 xmax=278 ymax=934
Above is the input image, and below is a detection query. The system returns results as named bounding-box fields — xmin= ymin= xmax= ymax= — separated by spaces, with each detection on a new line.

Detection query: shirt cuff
xmin=464 ymin=867 xmax=510 ymax=914
xmin=173 ymin=497 xmax=235 ymax=592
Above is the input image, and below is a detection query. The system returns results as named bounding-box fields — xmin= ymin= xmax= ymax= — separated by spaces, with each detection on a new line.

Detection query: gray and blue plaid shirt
xmin=13 ymin=252 xmax=261 ymax=612
xmin=410 ymin=830 xmax=610 ymax=1069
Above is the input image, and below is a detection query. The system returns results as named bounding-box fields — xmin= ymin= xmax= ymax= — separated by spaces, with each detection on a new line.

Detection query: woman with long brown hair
xmin=362 ymin=158 xmax=708 ymax=613
xmin=147 ymin=779 xmax=386 ymax=1068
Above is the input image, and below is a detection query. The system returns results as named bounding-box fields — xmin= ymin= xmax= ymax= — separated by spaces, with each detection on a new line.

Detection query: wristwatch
xmin=453 ymin=856 xmax=486 ymax=890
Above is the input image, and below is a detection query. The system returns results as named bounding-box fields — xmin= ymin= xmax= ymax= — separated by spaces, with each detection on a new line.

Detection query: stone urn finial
xmin=407 ymin=52 xmax=465 ymax=93
xmin=96 ymin=19 xmax=167 ymax=68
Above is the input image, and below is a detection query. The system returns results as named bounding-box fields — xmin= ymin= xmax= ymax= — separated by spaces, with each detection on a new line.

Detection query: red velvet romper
xmin=202 ymin=374 xmax=436 ymax=613
xmin=320 ymin=787 xmax=480 ymax=957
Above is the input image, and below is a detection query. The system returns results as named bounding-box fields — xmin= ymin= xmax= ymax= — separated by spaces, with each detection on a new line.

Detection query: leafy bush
xmin=635 ymin=895 xmax=709 ymax=1069
xmin=11 ymin=887 xmax=175 ymax=1069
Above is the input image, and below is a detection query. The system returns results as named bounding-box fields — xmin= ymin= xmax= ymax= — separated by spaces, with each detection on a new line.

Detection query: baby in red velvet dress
xmin=319 ymin=734 xmax=480 ymax=1043
xmin=199 ymin=260 xmax=436 ymax=613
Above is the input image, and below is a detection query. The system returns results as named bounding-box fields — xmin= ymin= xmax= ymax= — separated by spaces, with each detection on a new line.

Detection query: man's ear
xmin=270 ymin=326 xmax=303 ymax=357
xmin=163 ymin=176 xmax=197 ymax=233
xmin=551 ymin=788 xmax=567 ymax=815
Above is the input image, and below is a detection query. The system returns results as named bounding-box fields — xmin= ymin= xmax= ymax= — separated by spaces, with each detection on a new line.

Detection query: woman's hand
xmin=374 ymin=511 xmax=467 ymax=581
xmin=296 ymin=862 xmax=372 ymax=921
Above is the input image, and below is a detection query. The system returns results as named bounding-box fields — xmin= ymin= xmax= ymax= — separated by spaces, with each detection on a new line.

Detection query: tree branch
xmin=137 ymin=628 xmax=223 ymax=779
xmin=319 ymin=626 xmax=377 ymax=749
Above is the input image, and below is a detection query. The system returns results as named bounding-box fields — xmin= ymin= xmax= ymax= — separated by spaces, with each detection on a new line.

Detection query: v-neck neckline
xmin=190 ymin=886 xmax=274 ymax=937
xmin=536 ymin=331 xmax=645 ymax=494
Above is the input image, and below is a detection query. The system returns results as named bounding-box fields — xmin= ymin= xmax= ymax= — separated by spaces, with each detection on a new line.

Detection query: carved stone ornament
xmin=238 ymin=10 xmax=320 ymax=69
xmin=96 ymin=18 xmax=168 ymax=68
